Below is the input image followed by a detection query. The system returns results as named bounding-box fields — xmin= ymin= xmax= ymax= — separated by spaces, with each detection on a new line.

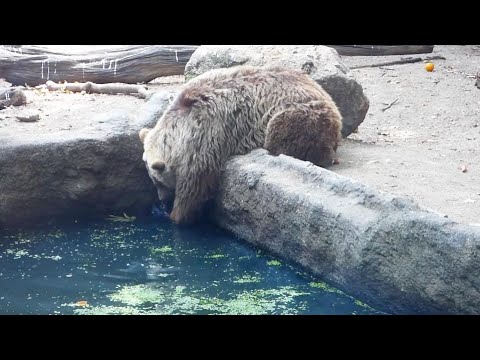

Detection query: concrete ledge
xmin=212 ymin=149 xmax=480 ymax=314
xmin=0 ymin=92 xmax=174 ymax=228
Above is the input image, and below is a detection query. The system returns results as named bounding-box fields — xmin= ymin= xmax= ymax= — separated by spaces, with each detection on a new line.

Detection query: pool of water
xmin=0 ymin=215 xmax=383 ymax=315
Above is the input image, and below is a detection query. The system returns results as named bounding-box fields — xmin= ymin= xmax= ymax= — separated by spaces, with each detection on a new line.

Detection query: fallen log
xmin=327 ymin=45 xmax=435 ymax=56
xmin=350 ymin=55 xmax=446 ymax=69
xmin=46 ymin=80 xmax=149 ymax=98
xmin=0 ymin=45 xmax=198 ymax=86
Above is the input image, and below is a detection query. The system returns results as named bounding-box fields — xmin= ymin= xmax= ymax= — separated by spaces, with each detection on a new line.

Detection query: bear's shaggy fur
xmin=140 ymin=65 xmax=342 ymax=224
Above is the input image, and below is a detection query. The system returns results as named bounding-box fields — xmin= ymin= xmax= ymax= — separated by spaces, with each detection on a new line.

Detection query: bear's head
xmin=139 ymin=127 xmax=176 ymax=207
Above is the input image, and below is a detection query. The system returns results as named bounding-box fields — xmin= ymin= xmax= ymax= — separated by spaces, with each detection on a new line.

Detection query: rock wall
xmin=0 ymin=92 xmax=173 ymax=228
xmin=212 ymin=149 xmax=480 ymax=314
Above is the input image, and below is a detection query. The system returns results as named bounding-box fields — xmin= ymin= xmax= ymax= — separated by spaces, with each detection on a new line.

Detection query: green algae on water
xmin=206 ymin=253 xmax=226 ymax=259
xmin=309 ymin=281 xmax=343 ymax=293
xmin=74 ymin=283 xmax=309 ymax=315
xmin=233 ymin=273 xmax=262 ymax=284
xmin=151 ymin=246 xmax=173 ymax=256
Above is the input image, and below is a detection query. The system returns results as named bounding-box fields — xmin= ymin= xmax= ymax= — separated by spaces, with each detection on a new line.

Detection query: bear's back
xmin=187 ymin=66 xmax=318 ymax=94
xmin=179 ymin=65 xmax=334 ymax=114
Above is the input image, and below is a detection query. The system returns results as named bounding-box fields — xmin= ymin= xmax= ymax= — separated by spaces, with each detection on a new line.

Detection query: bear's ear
xmin=139 ymin=128 xmax=151 ymax=143
xmin=151 ymin=161 xmax=166 ymax=172
xmin=174 ymin=89 xmax=212 ymax=111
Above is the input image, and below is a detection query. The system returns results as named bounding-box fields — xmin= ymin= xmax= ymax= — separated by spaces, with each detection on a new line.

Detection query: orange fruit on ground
xmin=425 ymin=63 xmax=435 ymax=72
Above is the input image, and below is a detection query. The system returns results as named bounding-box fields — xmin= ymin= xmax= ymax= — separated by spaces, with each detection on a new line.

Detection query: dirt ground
xmin=336 ymin=45 xmax=479 ymax=225
xmin=1 ymin=45 xmax=478 ymax=225
xmin=0 ymin=76 xmax=182 ymax=141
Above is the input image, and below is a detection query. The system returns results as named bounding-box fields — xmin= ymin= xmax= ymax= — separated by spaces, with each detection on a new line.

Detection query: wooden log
xmin=0 ymin=45 xmax=198 ymax=86
xmin=46 ymin=80 xmax=150 ymax=98
xmin=326 ymin=45 xmax=435 ymax=56
xmin=350 ymin=55 xmax=446 ymax=69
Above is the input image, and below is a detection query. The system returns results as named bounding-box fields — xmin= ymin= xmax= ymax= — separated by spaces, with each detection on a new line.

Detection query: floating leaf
xmin=267 ymin=260 xmax=281 ymax=266
xmin=106 ymin=213 xmax=136 ymax=222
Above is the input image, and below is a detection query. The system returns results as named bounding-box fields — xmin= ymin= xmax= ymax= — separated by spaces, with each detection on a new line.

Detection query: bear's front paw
xmin=169 ymin=208 xmax=182 ymax=224
xmin=170 ymin=206 xmax=197 ymax=225
xmin=170 ymin=207 xmax=190 ymax=224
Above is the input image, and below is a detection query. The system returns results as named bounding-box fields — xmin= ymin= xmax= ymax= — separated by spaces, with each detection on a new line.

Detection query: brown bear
xmin=139 ymin=65 xmax=342 ymax=224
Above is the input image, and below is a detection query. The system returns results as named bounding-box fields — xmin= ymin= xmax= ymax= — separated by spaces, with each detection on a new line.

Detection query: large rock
xmin=184 ymin=45 xmax=370 ymax=137
xmin=0 ymin=91 xmax=174 ymax=228
xmin=212 ymin=149 xmax=480 ymax=314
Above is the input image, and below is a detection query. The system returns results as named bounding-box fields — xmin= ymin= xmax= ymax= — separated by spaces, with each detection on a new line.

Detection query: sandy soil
xmin=335 ymin=45 xmax=480 ymax=225
xmin=0 ymin=76 xmax=183 ymax=139
xmin=1 ymin=45 xmax=478 ymax=225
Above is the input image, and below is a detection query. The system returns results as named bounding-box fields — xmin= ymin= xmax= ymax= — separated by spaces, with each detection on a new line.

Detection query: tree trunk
xmin=327 ymin=45 xmax=435 ymax=56
xmin=0 ymin=45 xmax=198 ymax=86
xmin=46 ymin=80 xmax=150 ymax=98
xmin=350 ymin=55 xmax=446 ymax=69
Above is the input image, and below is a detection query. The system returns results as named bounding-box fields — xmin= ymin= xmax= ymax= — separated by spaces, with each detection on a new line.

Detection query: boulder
xmin=0 ymin=91 xmax=174 ymax=228
xmin=184 ymin=45 xmax=370 ymax=137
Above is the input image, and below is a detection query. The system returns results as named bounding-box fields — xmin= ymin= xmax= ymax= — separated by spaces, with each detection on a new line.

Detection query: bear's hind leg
xmin=264 ymin=104 xmax=341 ymax=168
